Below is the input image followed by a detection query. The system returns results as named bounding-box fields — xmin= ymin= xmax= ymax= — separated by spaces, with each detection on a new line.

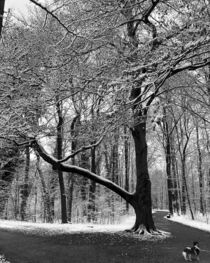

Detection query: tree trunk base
xmin=125 ymin=227 xmax=169 ymax=241
xmin=126 ymin=224 xmax=161 ymax=235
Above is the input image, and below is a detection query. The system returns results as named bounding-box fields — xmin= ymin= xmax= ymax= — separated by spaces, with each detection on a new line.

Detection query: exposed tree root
xmin=125 ymin=225 xmax=170 ymax=240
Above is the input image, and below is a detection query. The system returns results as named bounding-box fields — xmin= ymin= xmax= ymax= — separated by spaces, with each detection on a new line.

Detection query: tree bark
xmin=67 ymin=173 xmax=74 ymax=222
xmin=20 ymin=146 xmax=30 ymax=221
xmin=124 ymin=126 xmax=130 ymax=212
xmin=0 ymin=0 xmax=5 ymax=36
xmin=181 ymin=155 xmax=194 ymax=219
xmin=195 ymin=124 xmax=205 ymax=215
xmin=87 ymin=146 xmax=96 ymax=222
xmin=130 ymin=121 xmax=156 ymax=233
xmin=67 ymin=115 xmax=79 ymax=222
xmin=165 ymin=134 xmax=174 ymax=215
xmin=181 ymin=156 xmax=187 ymax=215
xmin=162 ymin=107 xmax=174 ymax=215
xmin=171 ymin=142 xmax=180 ymax=214
xmin=56 ymin=100 xmax=67 ymax=223
xmin=36 ymin=154 xmax=52 ymax=223
xmin=32 ymin=137 xmax=160 ymax=233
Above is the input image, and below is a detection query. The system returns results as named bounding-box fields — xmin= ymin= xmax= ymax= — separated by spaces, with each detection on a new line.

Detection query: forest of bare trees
xmin=0 ymin=0 xmax=210 ymax=236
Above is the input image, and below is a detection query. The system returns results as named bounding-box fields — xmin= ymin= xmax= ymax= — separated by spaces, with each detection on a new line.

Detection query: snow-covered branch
xmin=58 ymin=135 xmax=105 ymax=163
xmin=31 ymin=139 xmax=133 ymax=203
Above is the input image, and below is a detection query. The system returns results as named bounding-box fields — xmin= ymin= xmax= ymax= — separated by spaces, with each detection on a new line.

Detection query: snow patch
xmin=166 ymin=214 xmax=210 ymax=233
xmin=0 ymin=255 xmax=10 ymax=263
xmin=0 ymin=216 xmax=170 ymax=241
xmin=0 ymin=218 xmax=135 ymax=236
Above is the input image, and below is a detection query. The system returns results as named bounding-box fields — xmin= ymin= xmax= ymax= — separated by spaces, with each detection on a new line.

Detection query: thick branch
xmin=31 ymin=139 xmax=133 ymax=203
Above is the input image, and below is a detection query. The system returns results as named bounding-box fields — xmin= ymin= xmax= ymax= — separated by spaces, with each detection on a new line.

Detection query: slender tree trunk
xmin=80 ymin=152 xmax=89 ymax=219
xmin=67 ymin=115 xmax=79 ymax=222
xmin=162 ymin=108 xmax=174 ymax=215
xmin=103 ymin=146 xmax=114 ymax=222
xmin=165 ymin=135 xmax=174 ymax=215
xmin=195 ymin=124 xmax=204 ymax=215
xmin=49 ymin=173 xmax=57 ymax=220
xmin=67 ymin=173 xmax=74 ymax=222
xmin=124 ymin=126 xmax=130 ymax=212
xmin=181 ymin=156 xmax=194 ymax=219
xmin=20 ymin=146 xmax=30 ymax=221
xmin=203 ymin=121 xmax=210 ymax=216
xmin=87 ymin=146 xmax=96 ymax=222
xmin=14 ymin=175 xmax=20 ymax=220
xmin=171 ymin=143 xmax=180 ymax=214
xmin=181 ymin=157 xmax=187 ymax=215
xmin=57 ymin=171 xmax=67 ymax=223
xmin=34 ymin=185 xmax=37 ymax=222
xmin=207 ymin=169 xmax=210 ymax=217
xmin=112 ymin=132 xmax=119 ymax=185
xmin=0 ymin=0 xmax=5 ymax=36
xmin=56 ymin=100 xmax=67 ymax=223
xmin=110 ymin=132 xmax=119 ymax=223
xmin=36 ymin=154 xmax=52 ymax=222
xmin=191 ymin=171 xmax=197 ymax=212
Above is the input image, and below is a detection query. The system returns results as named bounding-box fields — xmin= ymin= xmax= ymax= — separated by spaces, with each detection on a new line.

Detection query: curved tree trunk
xmin=32 ymin=138 xmax=157 ymax=234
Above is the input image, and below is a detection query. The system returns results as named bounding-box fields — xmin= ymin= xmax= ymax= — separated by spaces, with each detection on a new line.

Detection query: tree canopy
xmin=0 ymin=0 xmax=210 ymax=233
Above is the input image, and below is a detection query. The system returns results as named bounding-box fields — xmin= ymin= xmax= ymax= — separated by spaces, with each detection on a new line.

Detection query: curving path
xmin=0 ymin=212 xmax=210 ymax=263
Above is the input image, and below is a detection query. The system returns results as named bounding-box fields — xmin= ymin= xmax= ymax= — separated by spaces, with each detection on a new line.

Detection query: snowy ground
xmin=0 ymin=217 xmax=135 ymax=263
xmin=166 ymin=213 xmax=210 ymax=233
xmin=0 ymin=216 xmax=135 ymax=236
xmin=2 ymin=211 xmax=209 ymax=238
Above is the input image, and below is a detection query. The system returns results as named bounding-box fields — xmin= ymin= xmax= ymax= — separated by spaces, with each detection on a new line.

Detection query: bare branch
xmin=29 ymin=0 xmax=77 ymax=37
xmin=171 ymin=59 xmax=210 ymax=75
xmin=0 ymin=136 xmax=31 ymax=147
xmin=145 ymin=58 xmax=210 ymax=109
xmin=31 ymin=139 xmax=133 ymax=203
xmin=59 ymin=135 xmax=105 ymax=163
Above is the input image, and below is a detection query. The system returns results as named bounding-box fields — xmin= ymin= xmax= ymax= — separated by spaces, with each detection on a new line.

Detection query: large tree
xmin=1 ymin=0 xmax=210 ymax=233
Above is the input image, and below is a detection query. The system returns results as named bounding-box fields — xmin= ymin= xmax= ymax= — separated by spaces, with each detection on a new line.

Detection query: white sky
xmin=5 ymin=0 xmax=30 ymax=16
